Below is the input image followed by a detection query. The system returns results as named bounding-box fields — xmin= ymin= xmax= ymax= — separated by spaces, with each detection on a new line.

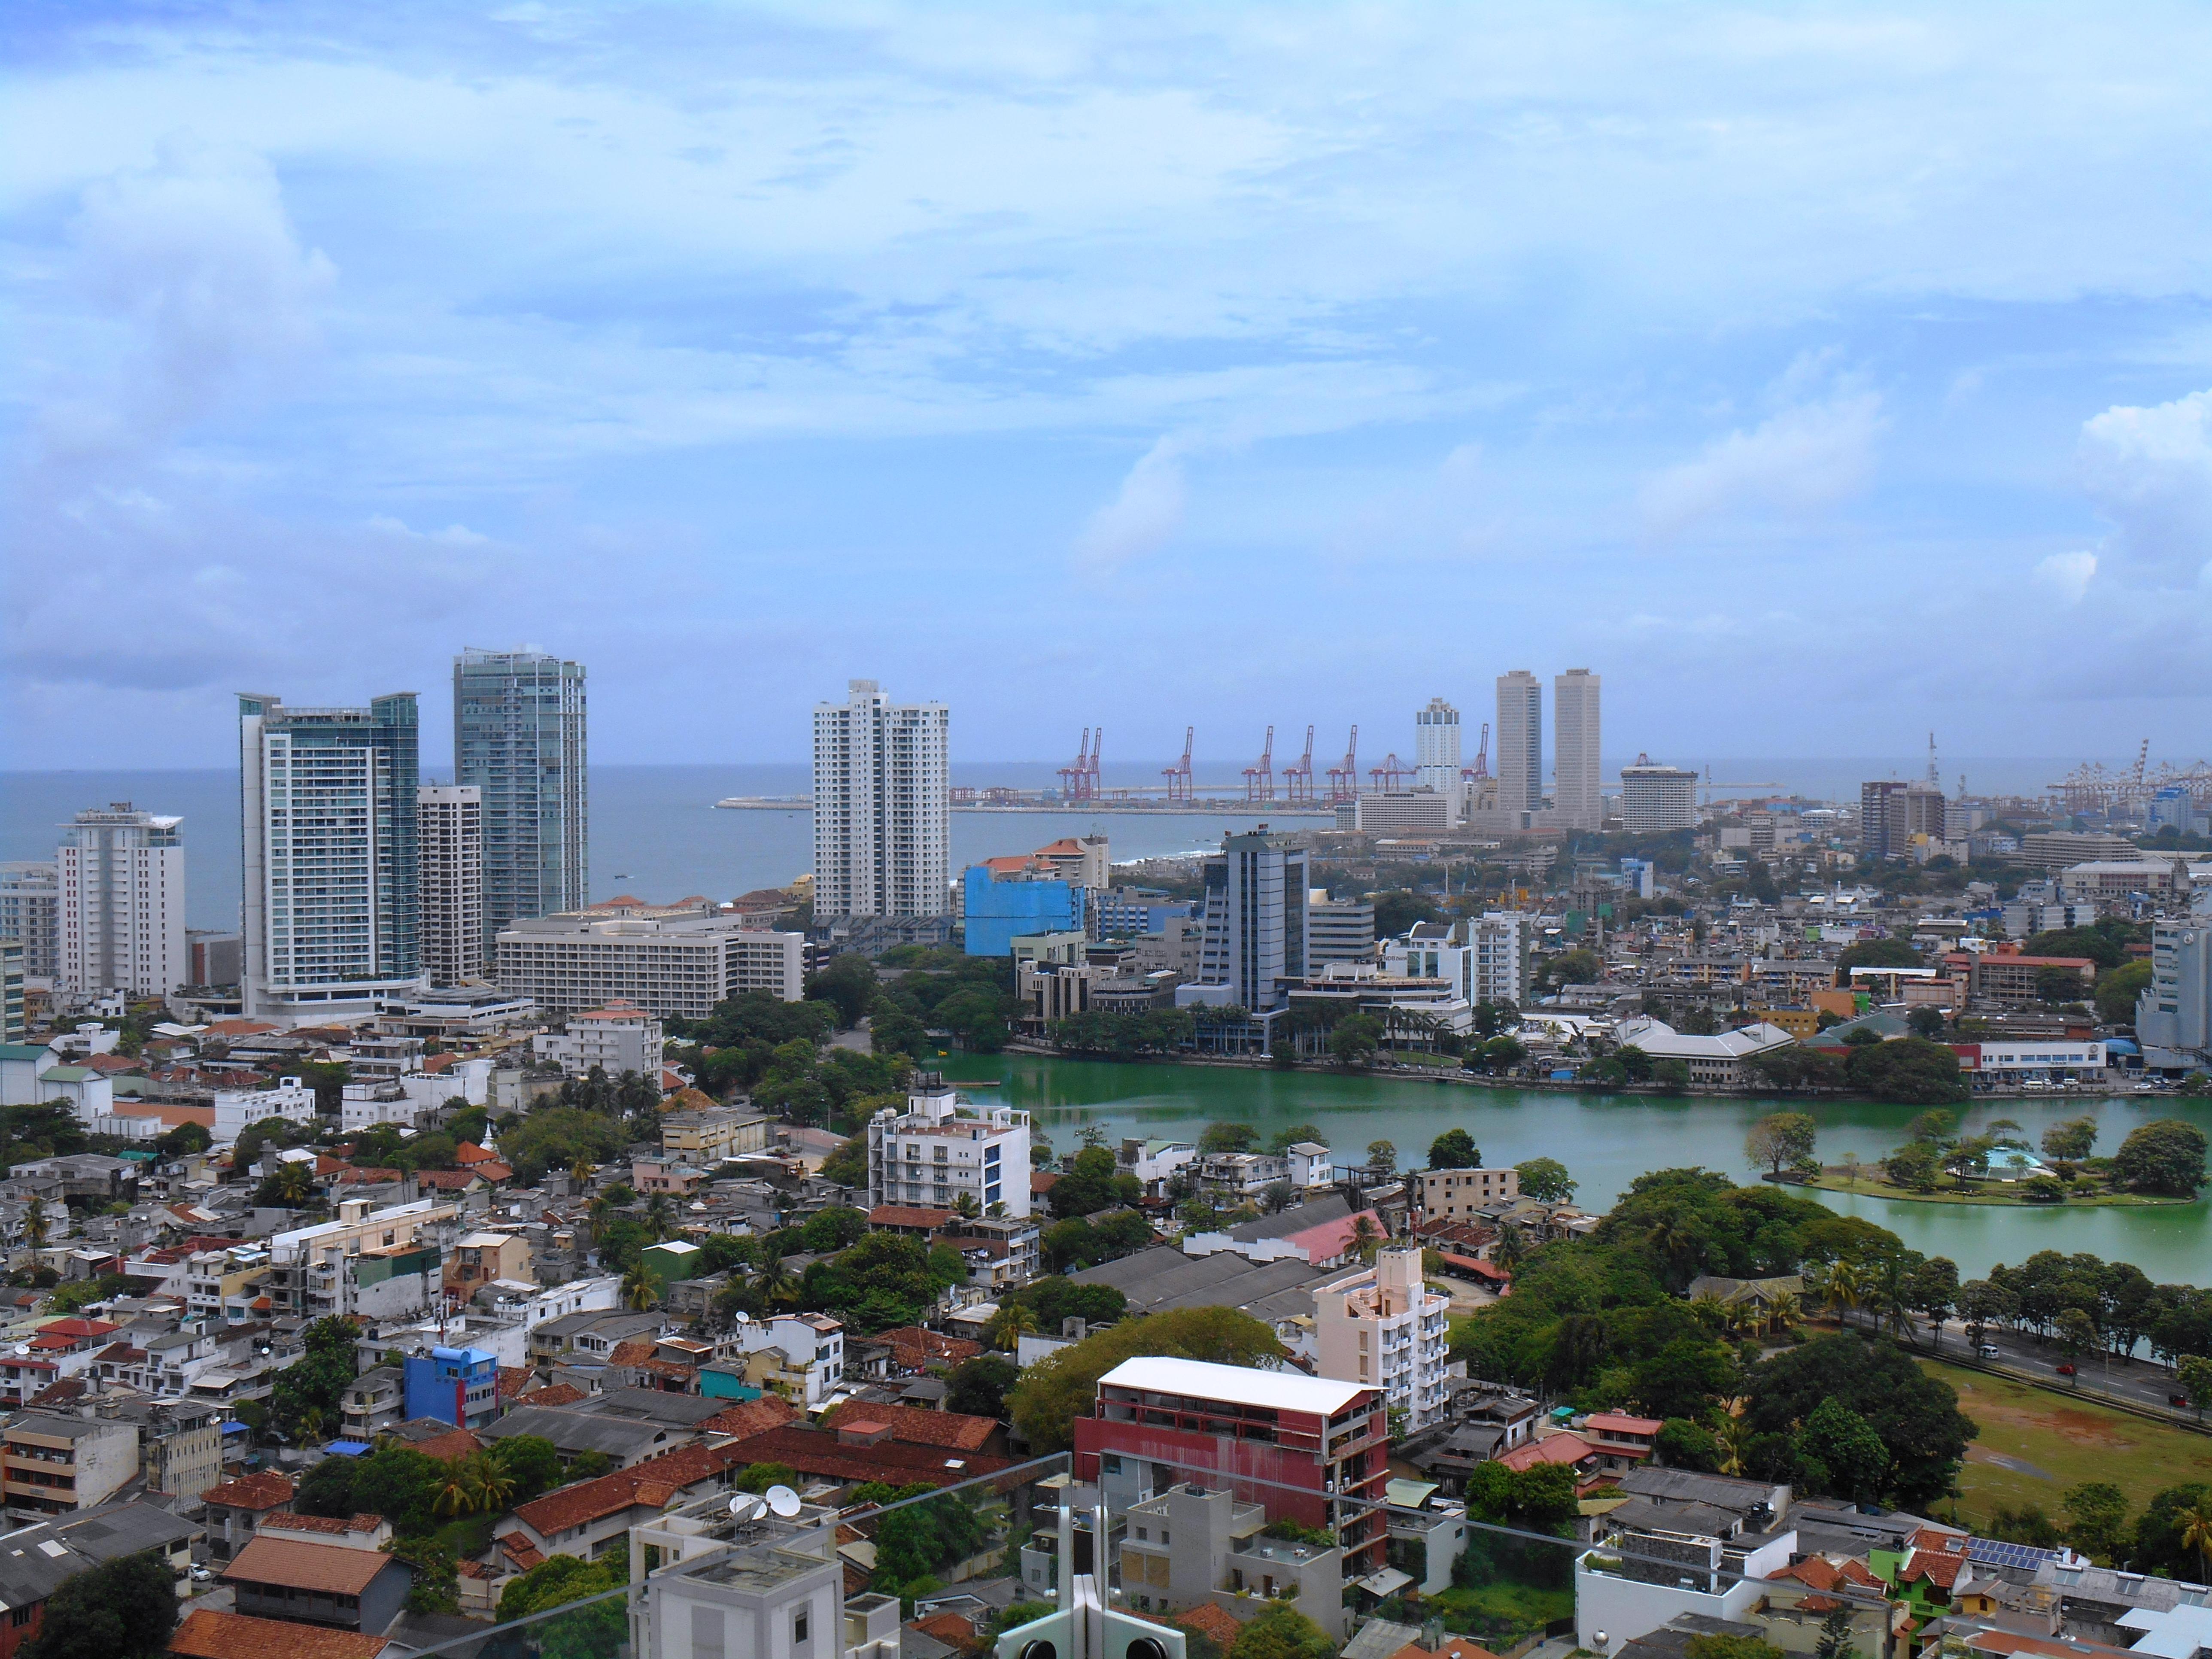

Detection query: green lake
xmin=934 ymin=1053 xmax=2212 ymax=1287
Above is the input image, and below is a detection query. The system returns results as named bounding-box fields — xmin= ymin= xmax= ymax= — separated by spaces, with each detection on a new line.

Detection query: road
xmin=1902 ymin=1317 xmax=2200 ymax=1419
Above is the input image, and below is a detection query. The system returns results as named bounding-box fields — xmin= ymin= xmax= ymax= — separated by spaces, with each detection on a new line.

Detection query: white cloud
xmin=2078 ymin=389 xmax=2212 ymax=588
xmin=2033 ymin=550 xmax=2098 ymax=603
xmin=1075 ymin=436 xmax=1188 ymax=571
xmin=1639 ymin=384 xmax=1884 ymax=536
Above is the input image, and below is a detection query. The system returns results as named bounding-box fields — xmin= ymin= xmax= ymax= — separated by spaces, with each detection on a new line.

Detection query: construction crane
xmin=1325 ymin=726 xmax=1359 ymax=802
xmin=1085 ymin=728 xmax=1103 ymax=802
xmin=1058 ymin=729 xmax=1091 ymax=802
xmin=1243 ymin=726 xmax=1276 ymax=802
xmin=2132 ymin=738 xmax=2150 ymax=799
xmin=1369 ymin=752 xmax=1410 ymax=791
xmin=1282 ymin=725 xmax=1317 ymax=803
xmin=1161 ymin=727 xmax=1194 ymax=804
xmin=1464 ymin=722 xmax=1491 ymax=781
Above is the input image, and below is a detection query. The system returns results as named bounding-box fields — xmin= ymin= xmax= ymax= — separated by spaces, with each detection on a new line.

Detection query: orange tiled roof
xmin=522 ymin=1382 xmax=590 ymax=1408
xmin=821 ymin=1401 xmax=995 ymax=1452
xmin=455 ymin=1141 xmax=500 ymax=1165
xmin=498 ymin=1532 xmax=546 ymax=1571
xmin=169 ymin=1609 xmax=387 ymax=1659
xmin=1168 ymin=1604 xmax=1244 ymax=1648
xmin=512 ymin=1442 xmax=753 ymax=1537
xmin=1495 ymin=1432 xmax=1596 ymax=1472
xmin=698 ymin=1396 xmax=796 ymax=1439
xmin=876 ymin=1327 xmax=980 ymax=1372
xmin=908 ymin=1613 xmax=976 ymax=1648
xmin=413 ymin=1169 xmax=483 ymax=1191
xmin=410 ymin=1427 xmax=485 ymax=1463
xmin=260 ymin=1512 xmax=381 ymax=1538
xmin=204 ymin=1471 xmax=295 ymax=1511
xmin=221 ymin=1536 xmax=394 ymax=1595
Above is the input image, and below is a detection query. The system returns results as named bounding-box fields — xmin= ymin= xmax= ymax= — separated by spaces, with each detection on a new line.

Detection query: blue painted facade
xmin=963 ymin=866 xmax=1084 ymax=957
xmin=402 ymin=1345 xmax=499 ymax=1429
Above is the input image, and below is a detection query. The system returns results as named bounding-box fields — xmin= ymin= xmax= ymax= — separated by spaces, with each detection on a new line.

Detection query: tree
xmin=1848 ymin=1038 xmax=1968 ymax=1104
xmin=1227 ymin=1602 xmax=1335 ymax=1659
xmin=2035 ymin=965 xmax=2088 ymax=1006
xmin=2178 ymin=1355 xmax=2212 ymax=1422
xmin=944 ymin=1354 xmax=1019 ymax=1418
xmin=2042 ymin=1117 xmax=2099 ymax=1162
xmin=1652 ymin=1058 xmax=1693 ymax=1092
xmin=1960 ymin=1279 xmax=2018 ymax=1350
xmin=489 ymin=1434 xmax=566 ymax=1504
xmin=2113 ymin=1120 xmax=2209 ymax=1196
xmin=1329 ymin=1014 xmax=1384 ymax=1066
xmin=2180 ymin=1498 xmax=2212 ymax=1584
xmin=21 ymin=1550 xmax=176 ymax=1659
xmin=1199 ymin=1121 xmax=1259 ymax=1153
xmin=1744 ymin=1334 xmax=1975 ymax=1509
xmin=805 ymin=954 xmax=880 ymax=1027
xmin=1796 ymin=1398 xmax=1890 ymax=1504
xmin=1049 ymin=1145 xmax=1137 ymax=1219
xmin=1515 ymin=1157 xmax=1575 ymax=1202
xmin=1836 ymin=938 xmax=1923 ymax=980
xmin=1008 ymin=1306 xmax=1285 ymax=1452
xmin=1365 ymin=1139 xmax=1398 ymax=1174
xmin=23 ymin=1197 xmax=49 ymax=1251
xmin=1883 ymin=1139 xmax=1943 ymax=1193
xmin=270 ymin=1314 xmax=359 ymax=1438
xmin=984 ymin=1302 xmax=1039 ymax=1352
xmin=2055 ymin=1308 xmax=2098 ymax=1384
xmin=1745 ymin=1113 xmax=1817 ymax=1178
xmin=1907 ymin=1006 xmax=1948 ymax=1039
xmin=2061 ymin=1482 xmax=2130 ymax=1565
xmin=1814 ymin=1605 xmax=1861 ymax=1659
xmin=2133 ymin=1483 xmax=2212 ymax=1581
xmin=620 ymin=1264 xmax=661 ymax=1310
xmin=2098 ymin=957 xmax=2156 ymax=1025
xmin=495 ymin=1553 xmax=628 ymax=1659
xmin=1428 ymin=1128 xmax=1481 ymax=1170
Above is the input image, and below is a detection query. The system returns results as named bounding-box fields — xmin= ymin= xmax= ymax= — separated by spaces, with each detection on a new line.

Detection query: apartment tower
xmin=1495 ymin=671 xmax=1543 ymax=814
xmin=417 ymin=785 xmax=484 ymax=987
xmin=238 ymin=692 xmax=422 ymax=1022
xmin=58 ymin=804 xmax=186 ymax=997
xmin=811 ymin=680 xmax=950 ymax=921
xmin=1552 ymin=668 xmax=1602 ymax=830
xmin=1413 ymin=697 xmax=1461 ymax=793
xmin=453 ymin=648 xmax=588 ymax=936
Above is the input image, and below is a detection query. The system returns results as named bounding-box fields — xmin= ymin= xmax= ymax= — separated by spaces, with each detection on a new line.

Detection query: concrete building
xmin=402 ymin=1345 xmax=499 ymax=1430
xmin=1413 ymin=1165 xmax=1519 ymax=1221
xmin=0 ymin=863 xmax=59 ymax=982
xmin=1190 ymin=830 xmax=1309 ymax=1012
xmin=1307 ymin=892 xmax=1376 ymax=967
xmin=187 ymin=929 xmax=243 ymax=987
xmin=866 ymin=1074 xmax=1031 ymax=1218
xmin=264 ymin=1198 xmax=457 ymax=1323
xmin=222 ymin=1533 xmax=413 ymax=1634
xmin=963 ymin=864 xmax=1085 ymax=957
xmin=2057 ymin=860 xmax=2190 ymax=903
xmin=634 ymin=1502 xmax=849 ymax=1659
xmin=2 ymin=1413 xmax=139 ymax=1519
xmin=237 ymin=692 xmax=424 ymax=1023
xmin=533 ymin=999 xmax=665 ymax=1079
xmin=1609 ymin=1017 xmax=1797 ymax=1088
xmin=812 ymin=678 xmax=950 ymax=922
xmin=497 ymin=910 xmax=805 ymax=1019
xmin=453 ymin=647 xmax=589 ymax=938
xmin=1313 ymin=1243 xmax=1452 ymax=1432
xmin=1354 ymin=790 xmax=1453 ymax=833
xmin=2138 ymin=918 xmax=2211 ymax=1063
xmin=1 ymin=944 xmax=21 ymax=1043
xmin=1860 ymin=780 xmax=1942 ymax=861
xmin=1118 ymin=1480 xmax=1347 ymax=1640
xmin=212 ymin=1076 xmax=318 ymax=1142
xmin=1620 ymin=757 xmax=1699 ymax=836
xmin=1553 ymin=669 xmax=1602 ymax=830
xmin=2018 ymin=830 xmax=2139 ymax=869
xmin=57 ymin=803 xmax=185 ymax=997
xmin=416 ymin=785 xmax=483 ymax=986
xmin=1414 ymin=697 xmax=1461 ymax=794
xmin=732 ymin=1312 xmax=847 ymax=1407
xmin=1495 ymin=671 xmax=1544 ymax=816
xmin=1383 ymin=914 xmax=1530 ymax=1007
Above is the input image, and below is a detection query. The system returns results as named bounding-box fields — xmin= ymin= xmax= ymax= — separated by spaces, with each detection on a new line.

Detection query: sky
xmin=5 ymin=2 xmax=2212 ymax=774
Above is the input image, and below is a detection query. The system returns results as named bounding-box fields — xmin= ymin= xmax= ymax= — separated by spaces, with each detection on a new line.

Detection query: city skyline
xmin=7 ymin=6 xmax=2212 ymax=770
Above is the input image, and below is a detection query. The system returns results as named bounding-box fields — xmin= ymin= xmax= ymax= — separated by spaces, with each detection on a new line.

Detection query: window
xmin=793 ymin=1610 xmax=810 ymax=1644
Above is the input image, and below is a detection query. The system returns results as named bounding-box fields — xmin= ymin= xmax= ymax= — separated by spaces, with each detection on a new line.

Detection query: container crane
xmin=1243 ymin=726 xmax=1276 ymax=802
xmin=1282 ymin=725 xmax=1317 ymax=803
xmin=1057 ymin=729 xmax=1091 ymax=802
xmin=1161 ymin=727 xmax=1194 ymax=804
xmin=1325 ymin=726 xmax=1359 ymax=802
xmin=1369 ymin=752 xmax=1410 ymax=791
xmin=1463 ymin=722 xmax=1490 ymax=781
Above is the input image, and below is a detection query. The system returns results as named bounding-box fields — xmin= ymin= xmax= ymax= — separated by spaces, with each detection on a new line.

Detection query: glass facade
xmin=454 ymin=648 xmax=589 ymax=934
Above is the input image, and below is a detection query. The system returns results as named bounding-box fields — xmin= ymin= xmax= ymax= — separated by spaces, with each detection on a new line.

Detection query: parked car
xmin=2170 ymin=1394 xmax=2191 ymax=1408
xmin=1978 ymin=1344 xmax=2002 ymax=1358
xmin=189 ymin=1565 xmax=214 ymax=1583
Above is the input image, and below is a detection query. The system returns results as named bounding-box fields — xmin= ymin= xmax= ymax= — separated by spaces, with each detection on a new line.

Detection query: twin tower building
xmin=1414 ymin=668 xmax=1603 ymax=832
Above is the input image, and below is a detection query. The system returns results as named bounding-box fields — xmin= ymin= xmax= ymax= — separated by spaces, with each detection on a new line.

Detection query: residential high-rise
xmin=811 ymin=680 xmax=950 ymax=921
xmin=238 ymin=692 xmax=423 ymax=1023
xmin=453 ymin=648 xmax=588 ymax=936
xmin=1860 ymin=779 xmax=1944 ymax=861
xmin=0 ymin=863 xmax=58 ymax=982
xmin=1315 ymin=1243 xmax=1453 ymax=1432
xmin=57 ymin=804 xmax=185 ymax=997
xmin=1553 ymin=668 xmax=1602 ymax=830
xmin=1413 ymin=696 xmax=1461 ymax=793
xmin=1621 ymin=755 xmax=1699 ymax=834
xmin=417 ymin=786 xmax=484 ymax=987
xmin=1194 ymin=829 xmax=1309 ymax=1009
xmin=1495 ymin=671 xmax=1543 ymax=814
xmin=2136 ymin=919 xmax=2210 ymax=1062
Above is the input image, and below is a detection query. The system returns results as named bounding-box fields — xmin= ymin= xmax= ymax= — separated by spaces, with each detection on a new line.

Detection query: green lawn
xmin=1428 ymin=1580 xmax=1574 ymax=1645
xmin=1922 ymin=1358 xmax=2212 ymax=1529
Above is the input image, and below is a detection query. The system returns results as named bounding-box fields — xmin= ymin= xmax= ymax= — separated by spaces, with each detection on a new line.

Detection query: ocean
xmin=3 ymin=755 xmax=2079 ymax=933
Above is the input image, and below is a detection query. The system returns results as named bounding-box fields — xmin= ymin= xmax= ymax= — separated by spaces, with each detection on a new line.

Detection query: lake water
xmin=935 ymin=1052 xmax=2212 ymax=1287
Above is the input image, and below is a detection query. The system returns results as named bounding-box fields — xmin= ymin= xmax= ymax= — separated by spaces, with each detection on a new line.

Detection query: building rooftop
xmin=222 ymin=1535 xmax=395 ymax=1596
xmin=170 ymin=1609 xmax=389 ymax=1659
xmin=1097 ymin=1355 xmax=1373 ymax=1416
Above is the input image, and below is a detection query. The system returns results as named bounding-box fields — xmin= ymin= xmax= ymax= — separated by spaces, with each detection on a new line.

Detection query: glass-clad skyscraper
xmin=454 ymin=648 xmax=589 ymax=936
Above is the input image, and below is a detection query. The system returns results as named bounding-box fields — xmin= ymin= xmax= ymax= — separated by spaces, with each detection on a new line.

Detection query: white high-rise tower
xmin=1553 ymin=668 xmax=1602 ymax=830
xmin=418 ymin=785 xmax=484 ymax=986
xmin=58 ymin=804 xmax=185 ymax=997
xmin=1413 ymin=697 xmax=1461 ymax=794
xmin=1495 ymin=672 xmax=1543 ymax=815
xmin=812 ymin=680 xmax=950 ymax=921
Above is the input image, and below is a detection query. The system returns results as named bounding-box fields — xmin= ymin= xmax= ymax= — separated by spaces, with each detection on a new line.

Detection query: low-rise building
xmin=2 ymin=1412 xmax=139 ymax=1519
xmin=445 ymin=1231 xmax=534 ymax=1301
xmin=211 ymin=1078 xmax=319 ymax=1142
xmin=866 ymin=1074 xmax=1030 ymax=1219
xmin=1117 ymin=1480 xmax=1347 ymax=1640
xmin=202 ymin=1470 xmax=295 ymax=1562
xmin=532 ymin=999 xmax=666 ymax=1080
xmin=221 ymin=1534 xmax=413 ymax=1633
xmin=496 ymin=912 xmax=805 ymax=1020
xmin=1608 ymin=1017 xmax=1797 ymax=1089
xmin=660 ymin=1108 xmax=772 ymax=1164
xmin=1412 ymin=1166 xmax=1519 ymax=1221
xmin=733 ymin=1313 xmax=846 ymax=1408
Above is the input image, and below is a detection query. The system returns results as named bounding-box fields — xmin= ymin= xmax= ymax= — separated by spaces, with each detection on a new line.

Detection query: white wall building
xmin=57 ymin=804 xmax=185 ymax=997
xmin=213 ymin=1077 xmax=319 ymax=1142
xmin=1610 ymin=1016 xmax=1797 ymax=1088
xmin=0 ymin=863 xmax=59 ymax=983
xmin=417 ymin=785 xmax=484 ymax=987
xmin=812 ymin=679 xmax=950 ymax=921
xmin=1494 ymin=671 xmax=1543 ymax=816
xmin=1314 ymin=1243 xmax=1453 ymax=1430
xmin=496 ymin=912 xmax=804 ymax=1019
xmin=532 ymin=1000 xmax=665 ymax=1080
xmin=1552 ymin=669 xmax=1602 ymax=830
xmin=866 ymin=1075 xmax=1031 ymax=1218
xmin=1353 ymin=790 xmax=1453 ymax=834
xmin=1620 ymin=758 xmax=1699 ymax=835
xmin=1575 ymin=1527 xmax=1796 ymax=1655
xmin=1383 ymin=913 xmax=1531 ymax=1006
xmin=2138 ymin=917 xmax=2212 ymax=1063
xmin=734 ymin=1312 xmax=846 ymax=1407
xmin=1414 ymin=697 xmax=1462 ymax=794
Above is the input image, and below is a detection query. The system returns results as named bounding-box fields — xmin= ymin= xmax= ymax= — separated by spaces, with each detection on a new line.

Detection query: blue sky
xmin=5 ymin=2 xmax=2212 ymax=772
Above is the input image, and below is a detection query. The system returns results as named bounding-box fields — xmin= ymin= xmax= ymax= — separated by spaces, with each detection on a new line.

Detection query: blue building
xmin=1092 ymin=886 xmax=1197 ymax=940
xmin=963 ymin=865 xmax=1084 ymax=957
xmin=403 ymin=1345 xmax=499 ymax=1430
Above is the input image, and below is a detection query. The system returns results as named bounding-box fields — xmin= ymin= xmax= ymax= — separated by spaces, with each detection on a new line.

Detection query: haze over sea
xmin=6 ymin=756 xmax=2074 ymax=934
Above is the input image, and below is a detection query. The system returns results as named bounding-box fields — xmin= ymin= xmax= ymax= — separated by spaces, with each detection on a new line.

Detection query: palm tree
xmin=1349 ymin=1213 xmax=1385 ymax=1265
xmin=1765 ymin=1291 xmax=1802 ymax=1335
xmin=620 ymin=1264 xmax=661 ymax=1310
xmin=462 ymin=1452 xmax=516 ymax=1515
xmin=431 ymin=1462 xmax=475 ymax=1517
xmin=268 ymin=1161 xmax=312 ymax=1206
xmin=1825 ymin=1259 xmax=1866 ymax=1329
xmin=570 ymin=1158 xmax=597 ymax=1191
xmin=985 ymin=1302 xmax=1039 ymax=1352
xmin=643 ymin=1194 xmax=675 ymax=1242
xmin=1689 ymin=1292 xmax=1732 ymax=1333
xmin=1712 ymin=1403 xmax=1750 ymax=1477
xmin=23 ymin=1198 xmax=48 ymax=1252
xmin=952 ymin=1191 xmax=982 ymax=1221
xmin=1489 ymin=1222 xmax=1526 ymax=1275
xmin=2176 ymin=1501 xmax=2212 ymax=1582
xmin=752 ymin=1257 xmax=800 ymax=1312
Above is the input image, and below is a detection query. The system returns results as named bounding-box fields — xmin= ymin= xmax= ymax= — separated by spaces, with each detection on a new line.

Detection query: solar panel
xmin=1968 ymin=1537 xmax=2061 ymax=1570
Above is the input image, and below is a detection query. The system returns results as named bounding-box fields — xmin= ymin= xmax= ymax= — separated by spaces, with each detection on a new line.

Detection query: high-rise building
xmin=1620 ymin=756 xmax=1699 ymax=835
xmin=0 ymin=941 xmax=22 ymax=1042
xmin=1860 ymin=779 xmax=1945 ymax=860
xmin=1194 ymin=829 xmax=1309 ymax=1009
xmin=57 ymin=804 xmax=185 ymax=997
xmin=1413 ymin=696 xmax=1461 ymax=793
xmin=1307 ymin=891 xmax=1376 ymax=966
xmin=453 ymin=648 xmax=588 ymax=936
xmin=1553 ymin=668 xmax=1602 ymax=830
xmin=238 ymin=692 xmax=423 ymax=1023
xmin=2136 ymin=918 xmax=2210 ymax=1061
xmin=0 ymin=863 xmax=59 ymax=982
xmin=811 ymin=680 xmax=950 ymax=921
xmin=417 ymin=786 xmax=484 ymax=988
xmin=1495 ymin=671 xmax=1543 ymax=815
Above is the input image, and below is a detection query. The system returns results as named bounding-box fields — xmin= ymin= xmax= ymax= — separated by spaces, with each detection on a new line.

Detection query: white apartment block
xmin=1383 ymin=912 xmax=1531 ymax=1006
xmin=1353 ymin=789 xmax=1453 ymax=834
xmin=532 ymin=999 xmax=665 ymax=1079
xmin=57 ymin=804 xmax=185 ymax=997
xmin=0 ymin=864 xmax=59 ymax=982
xmin=417 ymin=785 xmax=484 ymax=987
xmin=1314 ymin=1243 xmax=1452 ymax=1430
xmin=1413 ymin=1165 xmax=1520 ymax=1221
xmin=496 ymin=912 xmax=804 ymax=1019
xmin=812 ymin=679 xmax=950 ymax=920
xmin=1553 ymin=668 xmax=1602 ymax=830
xmin=1414 ymin=696 xmax=1461 ymax=794
xmin=866 ymin=1075 xmax=1031 ymax=1218
xmin=734 ymin=1312 xmax=846 ymax=1408
xmin=1620 ymin=757 xmax=1699 ymax=835
xmin=213 ymin=1077 xmax=319 ymax=1142
xmin=266 ymin=1197 xmax=459 ymax=1323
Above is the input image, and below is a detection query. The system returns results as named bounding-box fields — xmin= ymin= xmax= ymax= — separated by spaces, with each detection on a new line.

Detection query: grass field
xmin=1923 ymin=1358 xmax=2212 ymax=1528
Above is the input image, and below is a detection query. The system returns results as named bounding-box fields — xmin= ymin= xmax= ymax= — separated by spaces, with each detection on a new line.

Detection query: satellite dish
xmin=11 ymin=1346 xmax=25 ymax=1358
xmin=728 ymin=1493 xmax=766 ymax=1523
xmin=732 ymin=1311 xmax=749 ymax=1325
xmin=765 ymin=1485 xmax=802 ymax=1518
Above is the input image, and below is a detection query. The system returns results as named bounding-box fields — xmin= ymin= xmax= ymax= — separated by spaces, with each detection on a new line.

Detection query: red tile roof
xmin=497 ymin=1533 xmax=545 ymax=1572
xmin=169 ymin=1609 xmax=388 ymax=1659
xmin=820 ymin=1401 xmax=996 ymax=1452
xmin=409 ymin=1427 xmax=485 ymax=1463
xmin=1495 ymin=1432 xmax=1596 ymax=1473
xmin=876 ymin=1327 xmax=980 ymax=1372
xmin=869 ymin=1206 xmax=955 ymax=1230
xmin=456 ymin=1141 xmax=501 ymax=1165
xmin=222 ymin=1536 xmax=395 ymax=1595
xmin=1584 ymin=1413 xmax=1664 ymax=1435
xmin=697 ymin=1396 xmax=796 ymax=1439
xmin=511 ymin=1442 xmax=754 ymax=1537
xmin=1167 ymin=1604 xmax=1244 ymax=1648
xmin=260 ymin=1513 xmax=381 ymax=1538
xmin=908 ymin=1613 xmax=977 ymax=1648
xmin=413 ymin=1169 xmax=484 ymax=1191
xmin=522 ymin=1382 xmax=590 ymax=1408
xmin=204 ymin=1471 xmax=295 ymax=1511
xmin=714 ymin=1425 xmax=1011 ymax=1489
xmin=497 ymin=1366 xmax=534 ymax=1401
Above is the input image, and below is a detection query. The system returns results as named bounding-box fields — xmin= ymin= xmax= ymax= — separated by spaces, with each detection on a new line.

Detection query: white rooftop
xmin=1097 ymin=1354 xmax=1373 ymax=1416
